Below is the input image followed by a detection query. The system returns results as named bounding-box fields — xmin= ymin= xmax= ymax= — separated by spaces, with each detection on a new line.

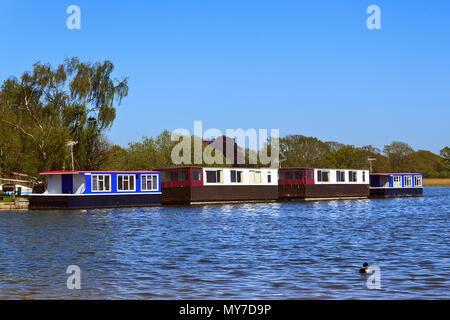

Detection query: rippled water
xmin=0 ymin=187 xmax=448 ymax=299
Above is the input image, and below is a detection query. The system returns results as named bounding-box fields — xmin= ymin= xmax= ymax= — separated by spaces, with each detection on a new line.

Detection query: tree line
xmin=1 ymin=58 xmax=449 ymax=186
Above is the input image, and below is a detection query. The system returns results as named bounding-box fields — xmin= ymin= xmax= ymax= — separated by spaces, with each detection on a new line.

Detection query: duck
xmin=359 ymin=262 xmax=370 ymax=273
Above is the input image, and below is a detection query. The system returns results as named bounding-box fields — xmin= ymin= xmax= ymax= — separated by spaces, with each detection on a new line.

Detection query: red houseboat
xmin=278 ymin=168 xmax=370 ymax=200
xmin=158 ymin=167 xmax=278 ymax=205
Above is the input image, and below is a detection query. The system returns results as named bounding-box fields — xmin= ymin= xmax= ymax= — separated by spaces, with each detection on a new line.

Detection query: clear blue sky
xmin=1 ymin=0 xmax=449 ymax=154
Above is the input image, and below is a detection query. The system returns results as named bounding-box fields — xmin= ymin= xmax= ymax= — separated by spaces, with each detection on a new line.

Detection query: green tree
xmin=440 ymin=146 xmax=450 ymax=169
xmin=383 ymin=141 xmax=414 ymax=172
xmin=0 ymin=57 xmax=128 ymax=177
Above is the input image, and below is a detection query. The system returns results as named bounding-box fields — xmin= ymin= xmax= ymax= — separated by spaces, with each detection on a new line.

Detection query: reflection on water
xmin=0 ymin=188 xmax=449 ymax=299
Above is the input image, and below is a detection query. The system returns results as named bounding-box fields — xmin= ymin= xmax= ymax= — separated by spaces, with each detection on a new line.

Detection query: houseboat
xmin=278 ymin=168 xmax=370 ymax=200
xmin=158 ymin=167 xmax=278 ymax=204
xmin=369 ymin=173 xmax=423 ymax=198
xmin=29 ymin=171 xmax=161 ymax=209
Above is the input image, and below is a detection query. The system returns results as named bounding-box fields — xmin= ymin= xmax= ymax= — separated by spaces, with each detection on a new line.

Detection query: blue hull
xmin=29 ymin=193 xmax=161 ymax=210
xmin=369 ymin=187 xmax=423 ymax=198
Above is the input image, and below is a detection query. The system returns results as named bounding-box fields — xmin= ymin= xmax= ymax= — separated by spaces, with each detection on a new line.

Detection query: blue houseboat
xmin=29 ymin=171 xmax=161 ymax=209
xmin=369 ymin=173 xmax=423 ymax=198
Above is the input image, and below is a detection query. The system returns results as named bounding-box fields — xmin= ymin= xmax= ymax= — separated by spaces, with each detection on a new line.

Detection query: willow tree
xmin=0 ymin=57 xmax=128 ymax=176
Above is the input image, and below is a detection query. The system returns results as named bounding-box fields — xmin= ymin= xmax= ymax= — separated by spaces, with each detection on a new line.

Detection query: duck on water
xmin=359 ymin=262 xmax=371 ymax=274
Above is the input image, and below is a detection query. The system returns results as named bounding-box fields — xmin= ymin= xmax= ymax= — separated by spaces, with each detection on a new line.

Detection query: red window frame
xmin=160 ymin=167 xmax=204 ymax=188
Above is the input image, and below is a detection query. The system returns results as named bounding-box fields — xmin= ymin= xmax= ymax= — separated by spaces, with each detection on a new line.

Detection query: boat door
xmin=61 ymin=174 xmax=73 ymax=194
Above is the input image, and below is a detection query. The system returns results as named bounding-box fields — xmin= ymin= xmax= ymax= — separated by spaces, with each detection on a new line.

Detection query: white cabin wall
xmin=202 ymin=168 xmax=278 ymax=186
xmin=47 ymin=175 xmax=62 ymax=194
xmin=314 ymin=169 xmax=370 ymax=184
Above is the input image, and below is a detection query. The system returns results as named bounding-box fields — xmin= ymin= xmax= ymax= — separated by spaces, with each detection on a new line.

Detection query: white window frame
xmin=205 ymin=170 xmax=223 ymax=184
xmin=91 ymin=174 xmax=111 ymax=192
xmin=348 ymin=171 xmax=357 ymax=182
xmin=336 ymin=171 xmax=346 ymax=182
xmin=230 ymin=170 xmax=243 ymax=183
xmin=404 ymin=175 xmax=413 ymax=187
xmin=393 ymin=176 xmax=402 ymax=188
xmin=317 ymin=170 xmax=330 ymax=183
xmin=117 ymin=174 xmax=136 ymax=192
xmin=141 ymin=174 xmax=159 ymax=191
xmin=249 ymin=170 xmax=262 ymax=184
xmin=414 ymin=175 xmax=422 ymax=187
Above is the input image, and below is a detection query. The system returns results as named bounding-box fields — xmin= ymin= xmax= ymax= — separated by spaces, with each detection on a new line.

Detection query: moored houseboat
xmin=29 ymin=171 xmax=161 ymax=209
xmin=369 ymin=173 xmax=423 ymax=198
xmin=158 ymin=167 xmax=278 ymax=204
xmin=278 ymin=168 xmax=370 ymax=200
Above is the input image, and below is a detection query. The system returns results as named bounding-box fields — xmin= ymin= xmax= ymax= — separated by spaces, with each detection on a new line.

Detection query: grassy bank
xmin=423 ymin=178 xmax=450 ymax=187
xmin=0 ymin=195 xmax=14 ymax=203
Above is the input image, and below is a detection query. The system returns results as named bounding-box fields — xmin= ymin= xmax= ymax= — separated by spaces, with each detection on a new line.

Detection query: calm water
xmin=0 ymin=188 xmax=448 ymax=299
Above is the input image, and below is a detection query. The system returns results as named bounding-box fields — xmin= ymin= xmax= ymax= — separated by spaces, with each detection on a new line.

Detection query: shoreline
xmin=423 ymin=178 xmax=450 ymax=187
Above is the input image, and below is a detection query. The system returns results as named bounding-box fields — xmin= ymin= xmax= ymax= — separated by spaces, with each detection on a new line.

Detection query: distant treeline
xmin=101 ymin=133 xmax=450 ymax=178
xmin=1 ymin=58 xmax=449 ymax=182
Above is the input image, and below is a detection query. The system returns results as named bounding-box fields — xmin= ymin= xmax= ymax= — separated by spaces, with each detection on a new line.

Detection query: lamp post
xmin=66 ymin=141 xmax=78 ymax=171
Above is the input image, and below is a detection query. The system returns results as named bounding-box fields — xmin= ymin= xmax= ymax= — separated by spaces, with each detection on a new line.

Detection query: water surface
xmin=0 ymin=187 xmax=448 ymax=299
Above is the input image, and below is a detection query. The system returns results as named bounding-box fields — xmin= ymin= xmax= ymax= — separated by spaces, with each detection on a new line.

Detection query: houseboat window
xmin=142 ymin=174 xmax=158 ymax=191
xmin=404 ymin=176 xmax=413 ymax=187
xmin=268 ymin=172 xmax=272 ymax=183
xmin=393 ymin=176 xmax=402 ymax=187
xmin=92 ymin=174 xmax=111 ymax=192
xmin=118 ymin=175 xmax=135 ymax=191
xmin=348 ymin=171 xmax=357 ymax=182
xmin=193 ymin=169 xmax=202 ymax=181
xmin=249 ymin=170 xmax=262 ymax=183
xmin=414 ymin=175 xmax=422 ymax=187
xmin=317 ymin=170 xmax=329 ymax=182
xmin=162 ymin=170 xmax=189 ymax=182
xmin=307 ymin=170 xmax=313 ymax=180
xmin=336 ymin=171 xmax=346 ymax=182
xmin=279 ymin=171 xmax=302 ymax=180
xmin=230 ymin=170 xmax=243 ymax=183
xmin=362 ymin=171 xmax=366 ymax=182
xmin=206 ymin=170 xmax=223 ymax=183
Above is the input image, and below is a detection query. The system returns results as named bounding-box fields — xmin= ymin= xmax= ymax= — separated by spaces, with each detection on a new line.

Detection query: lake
xmin=0 ymin=187 xmax=448 ymax=299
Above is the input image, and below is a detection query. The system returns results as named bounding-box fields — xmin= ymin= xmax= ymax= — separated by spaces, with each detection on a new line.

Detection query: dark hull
xmin=29 ymin=194 xmax=161 ymax=210
xmin=369 ymin=187 xmax=423 ymax=198
xmin=162 ymin=185 xmax=278 ymax=204
xmin=279 ymin=184 xmax=369 ymax=200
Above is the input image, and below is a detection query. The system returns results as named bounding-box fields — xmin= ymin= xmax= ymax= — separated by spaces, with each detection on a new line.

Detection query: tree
xmin=279 ymin=135 xmax=333 ymax=168
xmin=440 ymin=147 xmax=450 ymax=169
xmin=383 ymin=141 xmax=414 ymax=172
xmin=0 ymin=57 xmax=128 ymax=177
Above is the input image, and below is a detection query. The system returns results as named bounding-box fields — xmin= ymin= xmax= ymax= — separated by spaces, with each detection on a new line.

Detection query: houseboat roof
xmin=370 ymin=173 xmax=422 ymax=176
xmin=279 ymin=167 xmax=313 ymax=170
xmin=40 ymin=170 xmax=159 ymax=175
xmin=156 ymin=166 xmax=273 ymax=170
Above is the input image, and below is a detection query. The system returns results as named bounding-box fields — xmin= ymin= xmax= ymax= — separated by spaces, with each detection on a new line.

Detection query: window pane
xmin=92 ymin=176 xmax=98 ymax=191
xmin=231 ymin=170 xmax=236 ymax=182
xmin=130 ymin=176 xmax=135 ymax=190
xmin=206 ymin=171 xmax=217 ymax=183
xmin=193 ymin=170 xmax=201 ymax=181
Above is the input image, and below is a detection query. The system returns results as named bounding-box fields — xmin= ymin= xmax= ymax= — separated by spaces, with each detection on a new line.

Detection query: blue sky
xmin=1 ymin=0 xmax=449 ymax=154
